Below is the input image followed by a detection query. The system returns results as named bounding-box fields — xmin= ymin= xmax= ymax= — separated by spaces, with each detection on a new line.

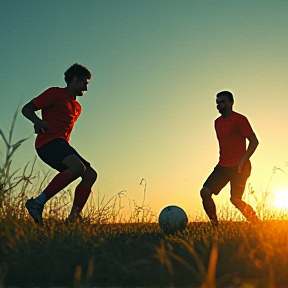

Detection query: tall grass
xmin=1 ymin=115 xmax=288 ymax=287
xmin=0 ymin=112 xmax=156 ymax=224
xmin=0 ymin=109 xmax=33 ymax=215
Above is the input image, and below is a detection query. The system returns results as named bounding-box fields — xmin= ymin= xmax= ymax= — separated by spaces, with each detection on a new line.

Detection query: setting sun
xmin=272 ymin=189 xmax=288 ymax=209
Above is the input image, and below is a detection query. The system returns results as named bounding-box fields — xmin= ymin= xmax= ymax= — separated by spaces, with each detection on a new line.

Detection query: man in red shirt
xmin=22 ymin=63 xmax=97 ymax=224
xmin=200 ymin=91 xmax=259 ymax=225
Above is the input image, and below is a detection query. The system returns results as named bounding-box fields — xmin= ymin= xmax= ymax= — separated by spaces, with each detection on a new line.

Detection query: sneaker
xmin=25 ymin=198 xmax=44 ymax=224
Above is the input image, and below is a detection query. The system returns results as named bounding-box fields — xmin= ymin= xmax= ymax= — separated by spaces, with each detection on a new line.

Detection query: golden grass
xmin=1 ymin=114 xmax=288 ymax=287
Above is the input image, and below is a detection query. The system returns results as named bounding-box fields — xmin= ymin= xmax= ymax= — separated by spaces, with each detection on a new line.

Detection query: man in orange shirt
xmin=22 ymin=63 xmax=97 ymax=224
xmin=200 ymin=91 xmax=259 ymax=225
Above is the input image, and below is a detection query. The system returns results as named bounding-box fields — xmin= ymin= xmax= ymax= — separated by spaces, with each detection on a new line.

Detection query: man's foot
xmin=66 ymin=213 xmax=83 ymax=224
xmin=249 ymin=216 xmax=260 ymax=224
xmin=25 ymin=198 xmax=44 ymax=224
xmin=211 ymin=220 xmax=219 ymax=227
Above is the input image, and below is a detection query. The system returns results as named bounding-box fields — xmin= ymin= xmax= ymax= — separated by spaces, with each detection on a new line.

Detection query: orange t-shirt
xmin=215 ymin=111 xmax=254 ymax=167
xmin=33 ymin=87 xmax=81 ymax=148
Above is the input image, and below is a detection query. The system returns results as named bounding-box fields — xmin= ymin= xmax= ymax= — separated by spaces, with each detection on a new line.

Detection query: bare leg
xmin=200 ymin=187 xmax=218 ymax=224
xmin=38 ymin=154 xmax=86 ymax=201
xmin=62 ymin=154 xmax=86 ymax=178
xmin=68 ymin=167 xmax=97 ymax=221
xmin=28 ymin=154 xmax=86 ymax=223
xmin=230 ymin=197 xmax=258 ymax=223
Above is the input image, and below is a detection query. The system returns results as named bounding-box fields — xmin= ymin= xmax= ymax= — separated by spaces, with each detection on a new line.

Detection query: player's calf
xmin=200 ymin=187 xmax=218 ymax=224
xmin=230 ymin=197 xmax=258 ymax=223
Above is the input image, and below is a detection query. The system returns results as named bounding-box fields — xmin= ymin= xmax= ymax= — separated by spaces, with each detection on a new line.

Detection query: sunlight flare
xmin=272 ymin=189 xmax=288 ymax=209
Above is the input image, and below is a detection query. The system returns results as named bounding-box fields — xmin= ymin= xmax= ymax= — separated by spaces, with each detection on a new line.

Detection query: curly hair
xmin=64 ymin=63 xmax=92 ymax=84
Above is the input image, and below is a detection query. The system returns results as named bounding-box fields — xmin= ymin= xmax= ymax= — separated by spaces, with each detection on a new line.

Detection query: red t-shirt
xmin=215 ymin=111 xmax=254 ymax=167
xmin=33 ymin=87 xmax=81 ymax=148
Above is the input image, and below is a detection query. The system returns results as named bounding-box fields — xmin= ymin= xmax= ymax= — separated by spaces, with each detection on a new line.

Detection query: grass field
xmin=1 ymin=115 xmax=288 ymax=288
xmin=1 ymin=214 xmax=288 ymax=288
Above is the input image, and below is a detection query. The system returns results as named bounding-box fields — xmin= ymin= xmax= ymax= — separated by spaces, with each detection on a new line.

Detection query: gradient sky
xmin=1 ymin=0 xmax=288 ymax=220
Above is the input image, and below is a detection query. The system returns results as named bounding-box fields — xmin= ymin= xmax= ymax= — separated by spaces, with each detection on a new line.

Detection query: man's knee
xmin=230 ymin=197 xmax=245 ymax=209
xmin=88 ymin=168 xmax=98 ymax=183
xmin=83 ymin=167 xmax=98 ymax=184
xmin=62 ymin=154 xmax=86 ymax=177
xmin=200 ymin=187 xmax=212 ymax=199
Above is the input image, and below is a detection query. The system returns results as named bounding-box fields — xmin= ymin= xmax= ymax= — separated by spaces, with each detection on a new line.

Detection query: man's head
xmin=216 ymin=91 xmax=234 ymax=116
xmin=64 ymin=63 xmax=92 ymax=97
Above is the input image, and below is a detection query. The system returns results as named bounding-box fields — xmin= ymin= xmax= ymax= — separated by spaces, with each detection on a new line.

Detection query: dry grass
xmin=1 ymin=114 xmax=288 ymax=288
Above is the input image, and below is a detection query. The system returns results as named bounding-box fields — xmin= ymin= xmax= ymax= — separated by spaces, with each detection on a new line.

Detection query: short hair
xmin=216 ymin=91 xmax=234 ymax=102
xmin=64 ymin=63 xmax=92 ymax=84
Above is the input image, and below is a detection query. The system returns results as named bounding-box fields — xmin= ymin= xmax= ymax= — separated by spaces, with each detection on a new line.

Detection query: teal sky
xmin=1 ymin=0 xmax=288 ymax=220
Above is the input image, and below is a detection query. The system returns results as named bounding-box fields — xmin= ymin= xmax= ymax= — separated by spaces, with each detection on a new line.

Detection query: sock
xmin=43 ymin=171 xmax=75 ymax=200
xmin=203 ymin=198 xmax=218 ymax=222
xmin=35 ymin=192 xmax=48 ymax=205
xmin=70 ymin=184 xmax=91 ymax=215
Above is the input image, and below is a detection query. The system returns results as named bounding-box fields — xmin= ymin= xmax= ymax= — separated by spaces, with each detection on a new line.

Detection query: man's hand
xmin=238 ymin=158 xmax=246 ymax=173
xmin=238 ymin=133 xmax=259 ymax=173
xmin=34 ymin=120 xmax=49 ymax=134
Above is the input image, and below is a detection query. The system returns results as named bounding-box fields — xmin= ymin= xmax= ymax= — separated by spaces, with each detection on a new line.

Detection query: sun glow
xmin=272 ymin=189 xmax=288 ymax=209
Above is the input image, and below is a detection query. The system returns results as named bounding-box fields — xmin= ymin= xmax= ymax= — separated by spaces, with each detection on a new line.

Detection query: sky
xmin=1 ymin=0 xmax=288 ymax=221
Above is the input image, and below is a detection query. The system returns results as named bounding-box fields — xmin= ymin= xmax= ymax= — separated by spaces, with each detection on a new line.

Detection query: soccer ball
xmin=158 ymin=205 xmax=188 ymax=234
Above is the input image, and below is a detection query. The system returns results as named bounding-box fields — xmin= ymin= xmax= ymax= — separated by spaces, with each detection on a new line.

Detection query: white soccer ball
xmin=158 ymin=205 xmax=188 ymax=234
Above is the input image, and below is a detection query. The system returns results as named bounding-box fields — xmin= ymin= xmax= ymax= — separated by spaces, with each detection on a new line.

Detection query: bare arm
xmin=22 ymin=101 xmax=41 ymax=123
xmin=22 ymin=101 xmax=49 ymax=134
xmin=238 ymin=133 xmax=259 ymax=173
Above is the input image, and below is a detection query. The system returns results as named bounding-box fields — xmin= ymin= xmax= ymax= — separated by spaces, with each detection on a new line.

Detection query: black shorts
xmin=36 ymin=138 xmax=91 ymax=172
xmin=203 ymin=160 xmax=251 ymax=199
